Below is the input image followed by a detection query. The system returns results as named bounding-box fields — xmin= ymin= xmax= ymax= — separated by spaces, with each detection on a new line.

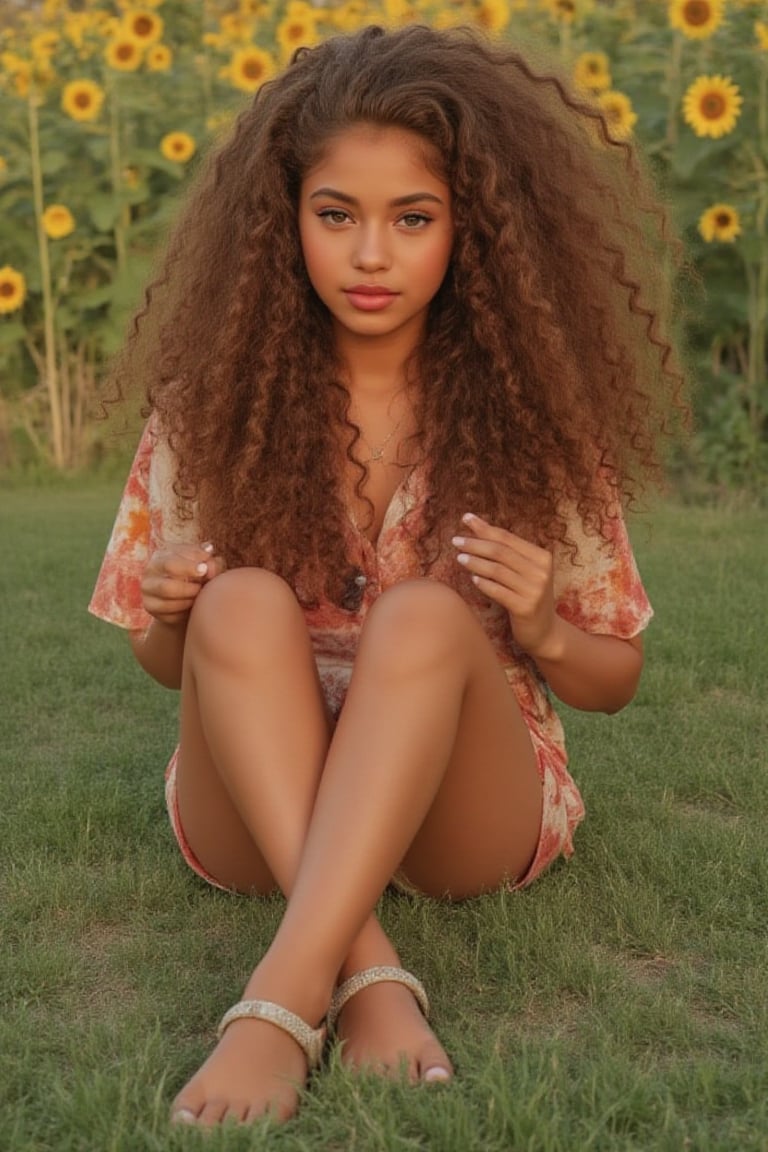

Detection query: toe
xmin=170 ymin=1106 xmax=199 ymax=1126
xmin=418 ymin=1040 xmax=453 ymax=1084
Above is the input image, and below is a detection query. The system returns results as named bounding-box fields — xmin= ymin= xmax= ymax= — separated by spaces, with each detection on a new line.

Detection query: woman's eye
xmin=319 ymin=209 xmax=350 ymax=225
xmin=400 ymin=212 xmax=430 ymax=229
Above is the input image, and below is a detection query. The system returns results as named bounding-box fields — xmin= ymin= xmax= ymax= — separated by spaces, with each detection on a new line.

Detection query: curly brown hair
xmin=109 ymin=23 xmax=687 ymax=605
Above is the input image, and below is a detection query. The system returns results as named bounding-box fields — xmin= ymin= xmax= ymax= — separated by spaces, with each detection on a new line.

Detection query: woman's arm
xmin=130 ymin=542 xmax=225 ymax=688
xmin=525 ymin=623 xmax=643 ymax=713
xmin=129 ymin=618 xmax=190 ymax=690
xmin=452 ymin=512 xmax=644 ymax=714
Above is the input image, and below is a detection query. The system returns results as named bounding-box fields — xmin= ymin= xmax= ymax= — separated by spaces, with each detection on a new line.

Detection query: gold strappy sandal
xmin=327 ymin=965 xmax=430 ymax=1033
xmin=217 ymin=1000 xmax=326 ymax=1068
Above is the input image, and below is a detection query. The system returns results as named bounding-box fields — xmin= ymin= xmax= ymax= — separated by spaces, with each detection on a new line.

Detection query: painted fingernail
xmin=196 ymin=562 xmax=208 ymax=575
xmin=456 ymin=553 xmax=470 ymax=565
xmin=451 ymin=536 xmax=465 ymax=547
xmin=202 ymin=542 xmax=215 ymax=553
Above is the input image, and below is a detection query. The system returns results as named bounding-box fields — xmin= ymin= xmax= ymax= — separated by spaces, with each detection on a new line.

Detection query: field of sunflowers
xmin=0 ymin=0 xmax=766 ymax=486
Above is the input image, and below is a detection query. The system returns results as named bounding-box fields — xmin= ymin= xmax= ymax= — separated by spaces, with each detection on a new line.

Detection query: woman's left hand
xmin=452 ymin=512 xmax=560 ymax=659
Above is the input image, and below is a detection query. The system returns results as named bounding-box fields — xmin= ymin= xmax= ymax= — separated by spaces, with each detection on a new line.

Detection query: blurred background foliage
xmin=0 ymin=0 xmax=766 ymax=492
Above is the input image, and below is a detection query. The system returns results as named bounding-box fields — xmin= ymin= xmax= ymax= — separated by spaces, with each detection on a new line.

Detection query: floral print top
xmin=89 ymin=418 xmax=653 ymax=887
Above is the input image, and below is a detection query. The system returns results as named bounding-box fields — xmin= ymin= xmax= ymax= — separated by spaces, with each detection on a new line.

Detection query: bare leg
xmin=171 ymin=573 xmax=542 ymax=1124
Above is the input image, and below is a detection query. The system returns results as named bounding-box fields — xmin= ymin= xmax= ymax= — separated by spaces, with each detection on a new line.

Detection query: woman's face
xmin=298 ymin=123 xmax=454 ymax=355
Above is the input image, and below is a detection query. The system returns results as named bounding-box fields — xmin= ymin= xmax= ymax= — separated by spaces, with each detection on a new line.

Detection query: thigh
xmin=174 ymin=569 xmax=332 ymax=895
xmin=394 ymin=597 xmax=543 ymax=898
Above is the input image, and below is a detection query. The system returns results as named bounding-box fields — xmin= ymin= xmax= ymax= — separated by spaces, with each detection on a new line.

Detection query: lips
xmin=344 ymin=285 xmax=399 ymax=312
xmin=346 ymin=284 xmax=396 ymax=296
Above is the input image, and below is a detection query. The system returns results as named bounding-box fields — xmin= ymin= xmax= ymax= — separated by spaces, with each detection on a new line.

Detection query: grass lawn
xmin=1 ymin=486 xmax=766 ymax=1151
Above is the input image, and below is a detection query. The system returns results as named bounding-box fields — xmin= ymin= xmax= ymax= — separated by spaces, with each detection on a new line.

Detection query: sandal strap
xmin=327 ymin=966 xmax=429 ymax=1033
xmin=216 ymin=999 xmax=326 ymax=1068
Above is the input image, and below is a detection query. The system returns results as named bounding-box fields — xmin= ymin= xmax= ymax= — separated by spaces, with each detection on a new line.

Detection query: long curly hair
xmin=108 ymin=23 xmax=687 ymax=605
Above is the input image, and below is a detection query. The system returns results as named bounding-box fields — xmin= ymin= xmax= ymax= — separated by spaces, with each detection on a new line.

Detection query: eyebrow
xmin=308 ymin=187 xmax=445 ymax=207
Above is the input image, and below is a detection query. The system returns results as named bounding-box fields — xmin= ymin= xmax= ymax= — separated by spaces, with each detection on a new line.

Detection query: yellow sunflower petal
xmin=669 ymin=0 xmax=724 ymax=40
xmin=597 ymin=90 xmax=638 ymax=140
xmin=105 ymin=37 xmax=143 ymax=72
xmin=0 ymin=265 xmax=27 ymax=314
xmin=698 ymin=203 xmax=742 ymax=242
xmin=61 ymin=78 xmax=106 ymax=122
xmin=682 ymin=74 xmax=742 ymax=138
xmin=42 ymin=204 xmax=76 ymax=239
xmin=122 ymin=9 xmax=164 ymax=45
xmin=160 ymin=131 xmax=196 ymax=163
xmin=229 ymin=46 xmax=277 ymax=92
xmin=573 ymin=50 xmax=612 ymax=92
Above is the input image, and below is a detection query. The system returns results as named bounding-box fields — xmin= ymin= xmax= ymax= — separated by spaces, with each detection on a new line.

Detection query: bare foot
xmin=170 ymin=1017 xmax=310 ymax=1127
xmin=335 ymin=980 xmax=452 ymax=1083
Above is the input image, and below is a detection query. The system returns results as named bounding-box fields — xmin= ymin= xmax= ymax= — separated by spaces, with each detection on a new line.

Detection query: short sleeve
xmin=553 ymin=505 xmax=652 ymax=639
xmin=88 ymin=416 xmax=197 ymax=632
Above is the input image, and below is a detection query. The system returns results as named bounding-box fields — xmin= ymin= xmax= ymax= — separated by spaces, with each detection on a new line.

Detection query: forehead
xmin=303 ymin=124 xmax=447 ymax=191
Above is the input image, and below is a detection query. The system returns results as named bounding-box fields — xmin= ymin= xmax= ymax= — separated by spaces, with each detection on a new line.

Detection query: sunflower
xmin=333 ymin=1 xmax=369 ymax=31
xmin=573 ymin=51 xmax=611 ymax=92
xmin=541 ymin=0 xmax=588 ymax=24
xmin=227 ymin=46 xmax=277 ymax=92
xmin=756 ymin=21 xmax=768 ymax=50
xmin=160 ymin=131 xmax=196 ymax=163
xmin=276 ymin=11 xmax=321 ymax=57
xmin=698 ymin=203 xmax=741 ymax=242
xmin=105 ymin=37 xmax=143 ymax=71
xmin=146 ymin=43 xmax=172 ymax=71
xmin=682 ymin=74 xmax=742 ymax=138
xmin=597 ymin=90 xmax=638 ymax=139
xmin=669 ymin=0 xmax=724 ymax=39
xmin=31 ymin=30 xmax=60 ymax=61
xmin=61 ymin=78 xmax=105 ymax=122
xmin=473 ymin=0 xmax=511 ymax=35
xmin=0 ymin=265 xmax=26 ymax=314
xmin=122 ymin=9 xmax=164 ymax=46
xmin=42 ymin=204 xmax=76 ymax=239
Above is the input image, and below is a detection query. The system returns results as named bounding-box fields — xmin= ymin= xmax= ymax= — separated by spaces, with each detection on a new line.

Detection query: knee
xmin=362 ymin=579 xmax=471 ymax=663
xmin=187 ymin=568 xmax=302 ymax=658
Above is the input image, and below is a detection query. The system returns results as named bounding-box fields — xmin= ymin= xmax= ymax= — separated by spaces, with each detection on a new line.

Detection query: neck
xmin=333 ymin=322 xmax=423 ymax=400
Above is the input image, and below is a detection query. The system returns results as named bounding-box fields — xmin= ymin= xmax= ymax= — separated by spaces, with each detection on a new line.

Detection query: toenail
xmin=424 ymin=1066 xmax=451 ymax=1083
xmin=171 ymin=1108 xmax=198 ymax=1124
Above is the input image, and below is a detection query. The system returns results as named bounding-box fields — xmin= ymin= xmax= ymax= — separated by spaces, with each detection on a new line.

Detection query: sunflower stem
xmin=108 ymin=76 xmax=128 ymax=277
xmin=28 ymin=86 xmax=64 ymax=469
xmin=665 ymin=31 xmax=682 ymax=153
xmin=749 ymin=52 xmax=768 ymax=477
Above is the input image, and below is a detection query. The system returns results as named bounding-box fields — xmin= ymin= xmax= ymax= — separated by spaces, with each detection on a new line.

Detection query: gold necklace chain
xmin=356 ymin=414 xmax=405 ymax=465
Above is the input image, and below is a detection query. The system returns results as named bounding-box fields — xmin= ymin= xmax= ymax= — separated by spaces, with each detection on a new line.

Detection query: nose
xmin=352 ymin=223 xmax=391 ymax=272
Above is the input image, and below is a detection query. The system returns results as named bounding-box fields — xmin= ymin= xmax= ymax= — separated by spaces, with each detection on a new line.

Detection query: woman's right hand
xmin=141 ymin=542 xmax=226 ymax=627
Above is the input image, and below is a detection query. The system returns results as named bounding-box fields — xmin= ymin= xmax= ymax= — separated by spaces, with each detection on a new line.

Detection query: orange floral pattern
xmin=90 ymin=419 xmax=653 ymax=889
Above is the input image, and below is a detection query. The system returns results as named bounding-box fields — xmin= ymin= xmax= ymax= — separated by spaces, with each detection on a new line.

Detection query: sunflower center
xmin=132 ymin=16 xmax=154 ymax=38
xmin=0 ymin=282 xmax=13 ymax=297
xmin=243 ymin=57 xmax=265 ymax=79
xmin=682 ymin=1 xmax=711 ymax=26
xmin=74 ymin=90 xmax=92 ymax=108
xmin=286 ymin=22 xmax=304 ymax=41
xmin=117 ymin=43 xmax=135 ymax=61
xmin=556 ymin=0 xmax=576 ymax=13
xmin=700 ymin=92 xmax=726 ymax=119
xmin=715 ymin=212 xmax=731 ymax=227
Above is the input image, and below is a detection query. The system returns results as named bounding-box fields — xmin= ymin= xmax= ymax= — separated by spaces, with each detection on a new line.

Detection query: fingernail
xmin=462 ymin=512 xmax=476 ymax=524
xmin=424 ymin=1066 xmax=451 ymax=1083
xmin=202 ymin=542 xmax=214 ymax=553
xmin=451 ymin=536 xmax=465 ymax=547
xmin=456 ymin=553 xmax=469 ymax=565
xmin=196 ymin=563 xmax=208 ymax=576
